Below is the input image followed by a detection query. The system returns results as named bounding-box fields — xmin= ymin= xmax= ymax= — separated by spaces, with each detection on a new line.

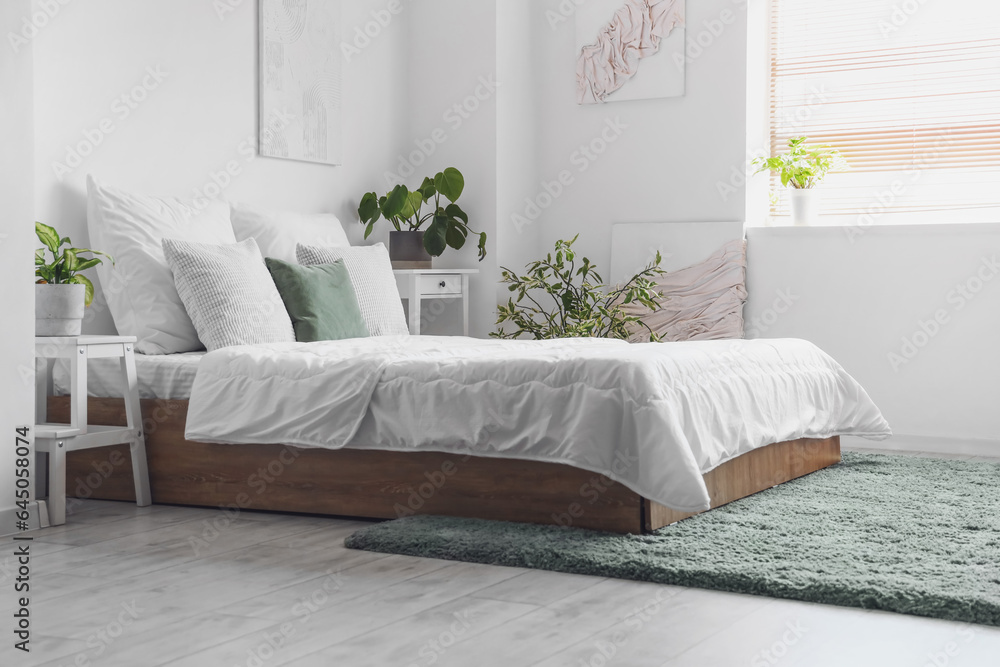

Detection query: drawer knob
xmin=439 ymin=280 xmax=447 ymax=288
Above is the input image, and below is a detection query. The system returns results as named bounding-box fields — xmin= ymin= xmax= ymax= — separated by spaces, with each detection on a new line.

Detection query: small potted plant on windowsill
xmin=752 ymin=136 xmax=848 ymax=226
xmin=357 ymin=167 xmax=487 ymax=268
xmin=34 ymin=222 xmax=112 ymax=336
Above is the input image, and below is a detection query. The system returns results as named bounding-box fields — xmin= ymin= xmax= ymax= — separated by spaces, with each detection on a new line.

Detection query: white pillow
xmin=86 ymin=176 xmax=237 ymax=354
xmin=296 ymin=243 xmax=409 ymax=337
xmin=162 ymin=238 xmax=295 ymax=351
xmin=230 ymin=201 xmax=350 ymax=263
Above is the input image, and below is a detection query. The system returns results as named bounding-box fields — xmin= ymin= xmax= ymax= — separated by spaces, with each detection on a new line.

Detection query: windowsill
xmin=746 ymin=220 xmax=1000 ymax=237
xmin=747 ymin=208 xmax=1000 ymax=229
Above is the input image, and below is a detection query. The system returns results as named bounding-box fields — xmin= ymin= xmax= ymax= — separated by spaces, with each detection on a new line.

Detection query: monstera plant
xmin=358 ymin=167 xmax=487 ymax=265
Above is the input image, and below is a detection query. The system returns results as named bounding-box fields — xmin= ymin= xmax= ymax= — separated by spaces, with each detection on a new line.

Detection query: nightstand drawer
xmin=418 ymin=274 xmax=463 ymax=296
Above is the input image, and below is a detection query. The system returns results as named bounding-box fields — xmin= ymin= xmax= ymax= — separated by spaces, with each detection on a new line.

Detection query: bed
xmin=50 ymin=337 xmax=865 ymax=533
xmin=54 ymin=208 xmax=889 ymax=533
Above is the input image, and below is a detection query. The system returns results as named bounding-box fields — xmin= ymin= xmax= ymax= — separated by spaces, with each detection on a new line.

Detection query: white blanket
xmin=185 ymin=336 xmax=891 ymax=512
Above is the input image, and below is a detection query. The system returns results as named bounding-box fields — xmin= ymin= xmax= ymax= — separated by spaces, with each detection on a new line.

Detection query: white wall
xmin=525 ymin=0 xmax=749 ymax=272
xmin=499 ymin=0 xmax=999 ymax=450
xmin=33 ymin=0 xmax=411 ymax=335
xmin=746 ymin=225 xmax=1000 ymax=447
xmin=0 ymin=0 xmax=36 ymax=532
xmin=404 ymin=0 xmax=498 ymax=337
xmin=496 ymin=0 xmax=542 ymax=277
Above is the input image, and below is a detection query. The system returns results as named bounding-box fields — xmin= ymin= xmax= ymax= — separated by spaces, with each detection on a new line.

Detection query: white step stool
xmin=35 ymin=336 xmax=152 ymax=525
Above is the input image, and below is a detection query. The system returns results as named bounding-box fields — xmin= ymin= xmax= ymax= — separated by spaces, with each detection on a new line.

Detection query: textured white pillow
xmin=86 ymin=176 xmax=236 ymax=354
xmin=230 ymin=201 xmax=350 ymax=264
xmin=296 ymin=243 xmax=409 ymax=337
xmin=162 ymin=238 xmax=295 ymax=351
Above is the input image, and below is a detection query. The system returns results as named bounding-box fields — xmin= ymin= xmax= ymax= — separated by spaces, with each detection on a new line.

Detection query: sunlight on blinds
xmin=767 ymin=0 xmax=1000 ymax=223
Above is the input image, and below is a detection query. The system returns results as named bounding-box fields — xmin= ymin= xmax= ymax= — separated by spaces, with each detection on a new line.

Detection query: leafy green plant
xmin=492 ymin=236 xmax=666 ymax=341
xmin=34 ymin=222 xmax=112 ymax=306
xmin=358 ymin=167 xmax=487 ymax=261
xmin=752 ymin=136 xmax=848 ymax=189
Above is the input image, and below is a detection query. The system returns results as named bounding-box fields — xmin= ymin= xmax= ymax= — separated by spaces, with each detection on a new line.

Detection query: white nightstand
xmin=34 ymin=335 xmax=151 ymax=525
xmin=394 ymin=269 xmax=479 ymax=336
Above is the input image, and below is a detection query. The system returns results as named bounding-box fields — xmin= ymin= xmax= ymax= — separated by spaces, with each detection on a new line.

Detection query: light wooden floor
xmin=6 ymin=449 xmax=1000 ymax=667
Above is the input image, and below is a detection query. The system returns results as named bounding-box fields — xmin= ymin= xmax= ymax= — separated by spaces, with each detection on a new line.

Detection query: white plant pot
xmin=790 ymin=188 xmax=820 ymax=226
xmin=35 ymin=283 xmax=86 ymax=336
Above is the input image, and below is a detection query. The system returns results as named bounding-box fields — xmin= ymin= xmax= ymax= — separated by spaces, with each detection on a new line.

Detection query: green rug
xmin=345 ymin=453 xmax=1000 ymax=626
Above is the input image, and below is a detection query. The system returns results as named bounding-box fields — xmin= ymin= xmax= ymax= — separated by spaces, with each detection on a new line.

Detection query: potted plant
xmin=492 ymin=235 xmax=665 ymax=341
xmin=752 ymin=136 xmax=848 ymax=226
xmin=358 ymin=167 xmax=487 ymax=268
xmin=34 ymin=222 xmax=112 ymax=336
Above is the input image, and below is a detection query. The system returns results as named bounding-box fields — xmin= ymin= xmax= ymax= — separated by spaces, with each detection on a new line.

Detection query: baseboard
xmin=0 ymin=500 xmax=50 ymax=536
xmin=842 ymin=434 xmax=1000 ymax=458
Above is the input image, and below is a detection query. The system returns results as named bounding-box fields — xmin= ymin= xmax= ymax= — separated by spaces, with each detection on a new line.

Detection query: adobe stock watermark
xmin=340 ymin=0 xmax=404 ymax=63
xmin=60 ymin=398 xmax=183 ymax=515
xmin=674 ymin=0 xmax=748 ymax=71
xmin=213 ymin=0 xmax=249 ymax=22
xmin=239 ymin=625 xmax=295 ymax=667
xmin=845 ymin=130 xmax=953 ymax=244
xmin=392 ymin=455 xmax=472 ymax=519
xmin=921 ymin=625 xmax=976 ymax=667
xmin=877 ymin=0 xmax=931 ymax=37
xmin=237 ymin=569 xmax=348 ymax=667
xmin=552 ymin=451 xmax=638 ymax=528
xmin=745 ymin=288 xmax=798 ymax=338
xmin=64 ymin=449 xmax=128 ymax=511
xmin=545 ymin=0 xmax=589 ymax=31
xmin=384 ymin=74 xmax=500 ymax=186
xmin=81 ymin=261 xmax=143 ymax=334
xmin=7 ymin=0 xmax=73 ymax=54
xmin=393 ymin=409 xmax=504 ymax=518
xmin=189 ymin=109 xmax=294 ymax=211
xmin=405 ymin=609 xmax=477 ymax=667
xmin=68 ymin=600 xmax=144 ymax=666
xmin=416 ymin=296 xmax=458 ymax=334
xmin=188 ymin=445 xmax=304 ymax=556
xmin=511 ymin=116 xmax=628 ymax=233
xmin=623 ymin=243 xmax=676 ymax=286
xmin=290 ymin=569 xmax=348 ymax=625
xmin=750 ymin=619 xmax=808 ymax=666
xmin=888 ymin=255 xmax=999 ymax=372
xmin=52 ymin=65 xmax=169 ymax=180
xmin=579 ymin=589 xmax=673 ymax=667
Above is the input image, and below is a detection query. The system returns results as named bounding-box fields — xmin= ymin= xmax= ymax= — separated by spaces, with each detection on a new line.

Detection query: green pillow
xmin=265 ymin=257 xmax=369 ymax=342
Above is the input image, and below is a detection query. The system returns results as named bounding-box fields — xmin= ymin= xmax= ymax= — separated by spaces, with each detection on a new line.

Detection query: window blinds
xmin=767 ymin=0 xmax=1000 ymax=222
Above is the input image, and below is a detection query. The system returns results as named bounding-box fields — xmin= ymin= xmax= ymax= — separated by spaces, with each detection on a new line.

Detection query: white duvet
xmin=185 ymin=336 xmax=891 ymax=512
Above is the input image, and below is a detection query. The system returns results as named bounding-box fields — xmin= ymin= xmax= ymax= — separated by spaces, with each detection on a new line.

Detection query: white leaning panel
xmin=609 ymin=221 xmax=746 ymax=284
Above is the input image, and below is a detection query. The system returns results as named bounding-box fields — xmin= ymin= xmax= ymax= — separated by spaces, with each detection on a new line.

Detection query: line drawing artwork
xmin=260 ymin=0 xmax=343 ymax=164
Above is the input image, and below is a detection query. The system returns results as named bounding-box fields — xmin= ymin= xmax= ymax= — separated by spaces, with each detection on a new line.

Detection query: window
xmin=765 ymin=0 xmax=1000 ymax=224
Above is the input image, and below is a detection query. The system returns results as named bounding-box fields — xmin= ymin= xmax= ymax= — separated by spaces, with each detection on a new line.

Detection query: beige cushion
xmin=625 ymin=240 xmax=747 ymax=342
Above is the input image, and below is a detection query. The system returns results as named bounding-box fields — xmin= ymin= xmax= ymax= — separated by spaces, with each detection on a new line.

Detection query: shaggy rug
xmin=345 ymin=453 xmax=1000 ymax=626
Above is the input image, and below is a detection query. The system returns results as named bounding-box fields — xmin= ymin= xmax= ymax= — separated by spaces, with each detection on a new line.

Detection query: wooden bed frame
xmin=49 ymin=396 xmax=841 ymax=533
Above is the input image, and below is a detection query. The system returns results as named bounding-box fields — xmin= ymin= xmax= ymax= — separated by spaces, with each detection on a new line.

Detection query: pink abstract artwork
xmin=577 ymin=0 xmax=686 ymax=105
